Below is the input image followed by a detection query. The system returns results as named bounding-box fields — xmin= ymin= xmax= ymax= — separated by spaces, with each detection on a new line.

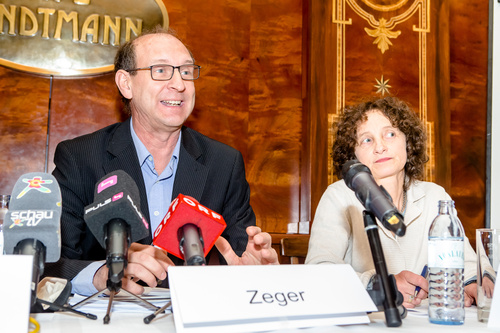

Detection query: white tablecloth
xmin=30 ymin=300 xmax=493 ymax=333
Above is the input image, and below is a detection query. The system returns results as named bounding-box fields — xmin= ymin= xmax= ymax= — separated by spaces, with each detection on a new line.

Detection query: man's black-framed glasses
xmin=127 ymin=64 xmax=201 ymax=81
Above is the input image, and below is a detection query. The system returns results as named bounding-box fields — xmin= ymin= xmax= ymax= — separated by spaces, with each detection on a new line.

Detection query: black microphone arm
xmin=72 ymin=218 xmax=159 ymax=324
xmin=341 ymin=160 xmax=406 ymax=327
xmin=364 ymin=211 xmax=406 ymax=327
xmin=14 ymin=239 xmax=46 ymax=306
xmin=144 ymin=224 xmax=206 ymax=325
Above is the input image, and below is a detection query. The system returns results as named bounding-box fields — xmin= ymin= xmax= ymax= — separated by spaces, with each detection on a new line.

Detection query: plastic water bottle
xmin=428 ymin=200 xmax=465 ymax=325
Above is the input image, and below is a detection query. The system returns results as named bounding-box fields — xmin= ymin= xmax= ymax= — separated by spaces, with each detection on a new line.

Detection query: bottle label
xmin=428 ymin=240 xmax=464 ymax=268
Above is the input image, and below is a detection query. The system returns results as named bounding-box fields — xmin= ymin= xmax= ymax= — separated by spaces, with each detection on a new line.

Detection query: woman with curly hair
xmin=305 ymin=97 xmax=477 ymax=309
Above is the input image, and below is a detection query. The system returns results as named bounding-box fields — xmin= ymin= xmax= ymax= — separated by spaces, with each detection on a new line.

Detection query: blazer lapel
xmin=103 ymin=119 xmax=153 ymax=243
xmin=172 ymin=127 xmax=209 ymax=201
xmin=404 ymin=183 xmax=424 ymax=228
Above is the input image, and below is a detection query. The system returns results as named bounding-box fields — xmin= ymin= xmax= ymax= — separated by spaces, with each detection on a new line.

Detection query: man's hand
xmin=93 ymin=243 xmax=174 ymax=295
xmin=215 ymin=226 xmax=279 ymax=265
xmin=394 ymin=270 xmax=428 ymax=308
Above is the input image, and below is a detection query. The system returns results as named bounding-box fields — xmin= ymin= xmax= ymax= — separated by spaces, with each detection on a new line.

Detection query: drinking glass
xmin=477 ymin=228 xmax=500 ymax=322
xmin=0 ymin=195 xmax=10 ymax=255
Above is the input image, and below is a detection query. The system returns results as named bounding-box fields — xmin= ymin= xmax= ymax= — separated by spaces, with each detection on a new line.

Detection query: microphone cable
xmin=29 ymin=316 xmax=40 ymax=333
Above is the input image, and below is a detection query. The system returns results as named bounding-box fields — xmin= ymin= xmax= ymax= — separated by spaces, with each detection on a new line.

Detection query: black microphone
xmin=342 ymin=160 xmax=406 ymax=236
xmin=3 ymin=172 xmax=62 ymax=305
xmin=179 ymin=223 xmax=206 ymax=266
xmin=84 ymin=170 xmax=149 ymax=287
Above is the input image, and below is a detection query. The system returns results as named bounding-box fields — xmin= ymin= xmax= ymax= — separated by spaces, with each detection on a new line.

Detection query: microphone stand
xmin=144 ymin=225 xmax=206 ymax=324
xmin=36 ymin=298 xmax=98 ymax=320
xmin=70 ymin=220 xmax=161 ymax=324
xmin=363 ymin=210 xmax=406 ymax=327
xmin=15 ymin=240 xmax=98 ymax=319
xmin=70 ymin=278 xmax=161 ymax=324
xmin=143 ymin=300 xmax=172 ymax=324
xmin=14 ymin=239 xmax=45 ymax=307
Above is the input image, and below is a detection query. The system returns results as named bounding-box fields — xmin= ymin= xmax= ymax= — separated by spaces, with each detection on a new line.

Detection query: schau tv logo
xmin=8 ymin=210 xmax=54 ymax=228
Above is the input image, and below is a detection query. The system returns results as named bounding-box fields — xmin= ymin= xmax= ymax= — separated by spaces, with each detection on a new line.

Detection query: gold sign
xmin=0 ymin=0 xmax=169 ymax=76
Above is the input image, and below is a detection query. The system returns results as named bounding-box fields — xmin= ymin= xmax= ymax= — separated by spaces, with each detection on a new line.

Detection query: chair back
xmin=280 ymin=236 xmax=309 ymax=264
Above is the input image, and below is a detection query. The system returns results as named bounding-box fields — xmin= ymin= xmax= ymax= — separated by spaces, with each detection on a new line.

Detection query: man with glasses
xmin=45 ymin=27 xmax=278 ymax=296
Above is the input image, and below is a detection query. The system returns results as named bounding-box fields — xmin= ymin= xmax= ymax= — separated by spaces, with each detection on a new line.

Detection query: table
xmin=30 ymin=300 xmax=494 ymax=333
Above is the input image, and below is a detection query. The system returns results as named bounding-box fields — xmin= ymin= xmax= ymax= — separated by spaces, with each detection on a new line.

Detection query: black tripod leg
xmin=103 ymin=290 xmax=116 ymax=324
xmin=144 ymin=301 xmax=171 ymax=324
xmin=68 ymin=284 xmax=164 ymax=324
xmin=118 ymin=288 xmax=162 ymax=311
xmin=36 ymin=298 xmax=98 ymax=320
xmin=70 ymin=288 xmax=108 ymax=310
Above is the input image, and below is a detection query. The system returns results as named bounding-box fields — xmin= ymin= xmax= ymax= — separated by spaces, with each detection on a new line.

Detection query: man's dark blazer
xmin=44 ymin=118 xmax=255 ymax=280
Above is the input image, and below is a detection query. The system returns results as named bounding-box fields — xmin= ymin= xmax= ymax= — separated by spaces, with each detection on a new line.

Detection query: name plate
xmin=168 ymin=264 xmax=377 ymax=333
xmin=0 ymin=255 xmax=33 ymax=333
xmin=488 ymin=281 xmax=500 ymax=328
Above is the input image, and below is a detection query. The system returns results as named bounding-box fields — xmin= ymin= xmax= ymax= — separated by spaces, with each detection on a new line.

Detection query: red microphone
xmin=153 ymin=194 xmax=226 ymax=265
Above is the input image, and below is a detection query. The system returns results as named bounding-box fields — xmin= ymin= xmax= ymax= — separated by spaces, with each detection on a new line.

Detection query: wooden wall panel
xmin=329 ymin=0 xmax=449 ymax=188
xmin=449 ymin=1 xmax=488 ymax=240
xmin=0 ymin=0 xmax=491 ymax=247
xmin=307 ymin=0 xmax=335 ymax=220
xmin=427 ymin=0 xmax=451 ymax=190
xmin=0 ymin=0 xmax=305 ymax=236
xmin=167 ymin=0 xmax=305 ymax=232
xmin=307 ymin=0 xmax=489 ymax=246
xmin=47 ymin=74 xmax=126 ymax=173
xmin=247 ymin=0 xmax=304 ymax=232
xmin=177 ymin=0 xmax=252 ymax=158
xmin=0 ymin=68 xmax=50 ymax=193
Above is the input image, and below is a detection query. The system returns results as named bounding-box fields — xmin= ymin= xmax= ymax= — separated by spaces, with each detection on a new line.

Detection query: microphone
xmin=342 ymin=160 xmax=406 ymax=236
xmin=3 ymin=172 xmax=62 ymax=305
xmin=74 ymin=170 xmax=161 ymax=324
xmin=84 ymin=170 xmax=149 ymax=286
xmin=153 ymin=194 xmax=226 ymax=266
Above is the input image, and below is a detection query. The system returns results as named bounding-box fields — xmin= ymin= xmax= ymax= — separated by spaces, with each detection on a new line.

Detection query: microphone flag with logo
xmin=153 ymin=194 xmax=226 ymax=261
xmin=4 ymin=172 xmax=62 ymax=262
xmin=84 ymin=170 xmax=149 ymax=248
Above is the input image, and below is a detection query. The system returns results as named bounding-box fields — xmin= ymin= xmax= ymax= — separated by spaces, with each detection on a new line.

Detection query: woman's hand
xmin=394 ymin=270 xmax=428 ymax=308
xmin=464 ymin=283 xmax=478 ymax=307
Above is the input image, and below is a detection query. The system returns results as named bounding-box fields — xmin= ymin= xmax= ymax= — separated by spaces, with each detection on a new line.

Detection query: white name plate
xmin=168 ymin=264 xmax=377 ymax=333
xmin=0 ymin=255 xmax=33 ymax=333
xmin=488 ymin=280 xmax=500 ymax=328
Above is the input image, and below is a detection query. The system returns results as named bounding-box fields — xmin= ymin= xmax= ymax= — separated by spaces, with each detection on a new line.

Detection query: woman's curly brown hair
xmin=332 ymin=96 xmax=428 ymax=191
